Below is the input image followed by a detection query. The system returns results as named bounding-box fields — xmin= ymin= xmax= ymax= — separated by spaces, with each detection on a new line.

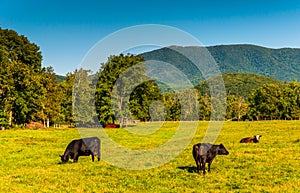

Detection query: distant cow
xmin=192 ymin=143 xmax=229 ymax=175
xmin=60 ymin=137 xmax=101 ymax=163
xmin=240 ymin=135 xmax=262 ymax=143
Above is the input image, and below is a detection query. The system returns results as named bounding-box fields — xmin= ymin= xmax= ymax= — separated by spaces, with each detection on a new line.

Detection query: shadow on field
xmin=57 ymin=161 xmax=76 ymax=165
xmin=177 ymin=166 xmax=198 ymax=173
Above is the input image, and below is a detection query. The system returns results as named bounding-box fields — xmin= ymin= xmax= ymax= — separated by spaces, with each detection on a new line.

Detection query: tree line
xmin=1 ymin=28 xmax=300 ymax=129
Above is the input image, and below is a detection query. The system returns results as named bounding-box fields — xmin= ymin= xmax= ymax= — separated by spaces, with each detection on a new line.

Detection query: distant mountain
xmin=56 ymin=75 xmax=66 ymax=83
xmin=140 ymin=44 xmax=300 ymax=84
xmin=195 ymin=73 xmax=285 ymax=97
xmin=140 ymin=46 xmax=203 ymax=85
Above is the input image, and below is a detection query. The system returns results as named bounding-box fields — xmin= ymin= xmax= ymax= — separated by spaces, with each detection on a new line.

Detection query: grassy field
xmin=0 ymin=121 xmax=299 ymax=192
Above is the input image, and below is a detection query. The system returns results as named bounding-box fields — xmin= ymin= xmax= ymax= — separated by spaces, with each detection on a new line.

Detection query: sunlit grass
xmin=0 ymin=121 xmax=299 ymax=192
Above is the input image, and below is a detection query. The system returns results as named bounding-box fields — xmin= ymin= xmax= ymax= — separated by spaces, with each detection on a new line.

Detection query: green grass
xmin=0 ymin=121 xmax=299 ymax=192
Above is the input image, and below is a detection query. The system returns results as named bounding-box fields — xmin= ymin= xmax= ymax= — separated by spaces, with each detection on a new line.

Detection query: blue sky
xmin=1 ymin=0 xmax=300 ymax=75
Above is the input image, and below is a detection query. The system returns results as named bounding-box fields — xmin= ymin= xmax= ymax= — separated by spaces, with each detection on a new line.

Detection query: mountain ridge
xmin=140 ymin=44 xmax=300 ymax=84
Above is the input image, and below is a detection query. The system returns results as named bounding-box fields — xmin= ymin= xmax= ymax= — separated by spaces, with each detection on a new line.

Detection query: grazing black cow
xmin=240 ymin=135 xmax=262 ymax=143
xmin=192 ymin=143 xmax=229 ymax=175
xmin=60 ymin=137 xmax=101 ymax=163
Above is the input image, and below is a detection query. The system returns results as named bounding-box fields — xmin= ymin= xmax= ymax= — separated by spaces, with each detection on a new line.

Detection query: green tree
xmin=95 ymin=54 xmax=146 ymax=126
xmin=226 ymin=95 xmax=249 ymax=121
xmin=248 ymin=84 xmax=283 ymax=120
xmin=197 ymin=95 xmax=211 ymax=120
xmin=0 ymin=27 xmax=59 ymax=127
xmin=37 ymin=67 xmax=62 ymax=127
xmin=0 ymin=28 xmax=43 ymax=126
xmin=7 ymin=61 xmax=42 ymax=125
xmin=129 ymin=80 xmax=162 ymax=122
xmin=59 ymin=72 xmax=75 ymax=126
xmin=282 ymin=81 xmax=300 ymax=120
xmin=0 ymin=28 xmax=42 ymax=71
xmin=73 ymin=69 xmax=96 ymax=126
xmin=162 ymin=91 xmax=181 ymax=121
xmin=0 ymin=45 xmax=12 ymax=127
xmin=0 ymin=108 xmax=8 ymax=130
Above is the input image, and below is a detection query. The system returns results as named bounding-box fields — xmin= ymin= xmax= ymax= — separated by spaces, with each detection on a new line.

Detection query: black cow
xmin=240 ymin=135 xmax=262 ymax=143
xmin=60 ymin=137 xmax=101 ymax=163
xmin=192 ymin=143 xmax=229 ymax=174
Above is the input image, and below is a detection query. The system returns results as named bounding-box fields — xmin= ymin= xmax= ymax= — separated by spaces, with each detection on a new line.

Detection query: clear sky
xmin=1 ymin=0 xmax=300 ymax=75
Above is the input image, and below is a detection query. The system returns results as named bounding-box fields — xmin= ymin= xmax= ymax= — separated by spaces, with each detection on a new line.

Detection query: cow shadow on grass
xmin=177 ymin=166 xmax=198 ymax=173
xmin=57 ymin=161 xmax=80 ymax=165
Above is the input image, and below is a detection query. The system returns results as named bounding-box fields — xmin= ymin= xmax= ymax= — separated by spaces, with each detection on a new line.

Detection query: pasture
xmin=0 ymin=121 xmax=299 ymax=192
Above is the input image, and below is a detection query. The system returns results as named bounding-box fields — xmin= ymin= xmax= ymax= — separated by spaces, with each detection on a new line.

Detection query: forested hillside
xmin=196 ymin=73 xmax=285 ymax=97
xmin=141 ymin=44 xmax=300 ymax=83
xmin=56 ymin=75 xmax=66 ymax=83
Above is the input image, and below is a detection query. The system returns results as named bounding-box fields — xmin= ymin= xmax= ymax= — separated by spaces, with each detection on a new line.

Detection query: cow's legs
xmin=195 ymin=160 xmax=201 ymax=174
xmin=98 ymin=141 xmax=101 ymax=161
xmin=193 ymin=146 xmax=200 ymax=173
xmin=97 ymin=149 xmax=101 ymax=161
xmin=201 ymin=158 xmax=206 ymax=175
xmin=91 ymin=153 xmax=95 ymax=162
xmin=73 ymin=153 xmax=79 ymax=163
xmin=94 ymin=153 xmax=100 ymax=161
xmin=208 ymin=161 xmax=211 ymax=172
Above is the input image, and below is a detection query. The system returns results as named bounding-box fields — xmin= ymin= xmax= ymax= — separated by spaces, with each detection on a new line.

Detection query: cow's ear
xmin=220 ymin=144 xmax=224 ymax=147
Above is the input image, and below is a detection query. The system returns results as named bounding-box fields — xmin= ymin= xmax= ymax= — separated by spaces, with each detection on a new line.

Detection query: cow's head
xmin=218 ymin=144 xmax=229 ymax=155
xmin=255 ymin=135 xmax=262 ymax=141
xmin=60 ymin=155 xmax=68 ymax=163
